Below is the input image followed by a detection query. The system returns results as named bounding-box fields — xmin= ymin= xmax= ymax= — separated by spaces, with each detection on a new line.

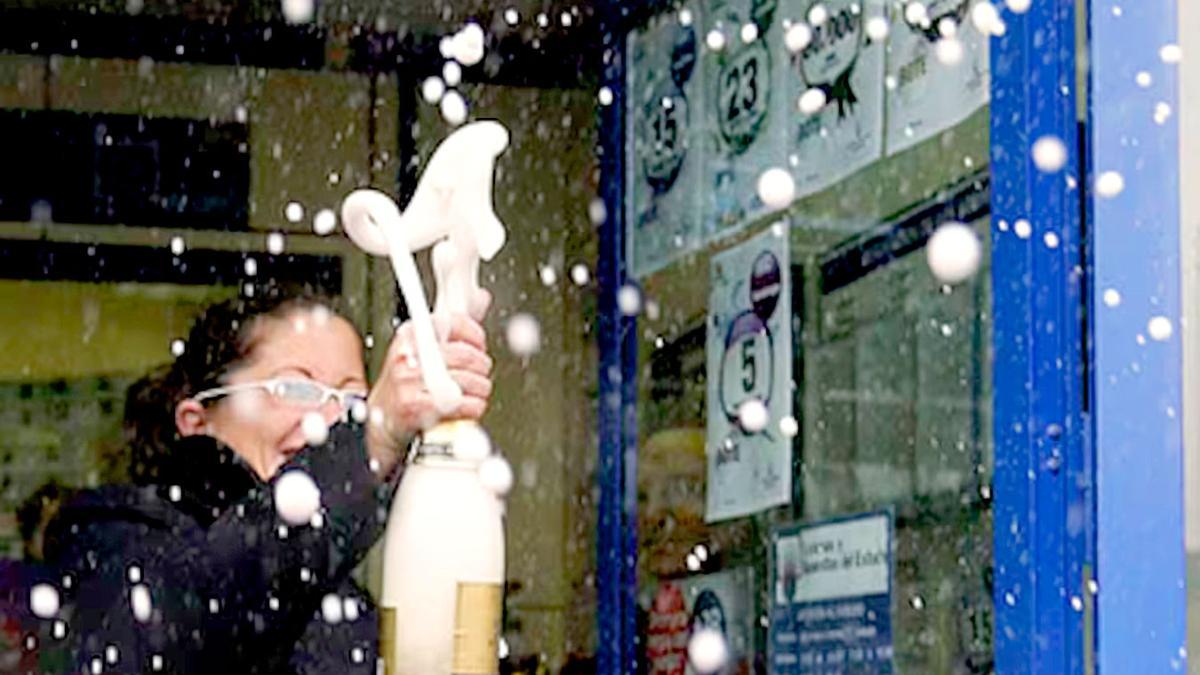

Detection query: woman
xmin=35 ymin=291 xmax=493 ymax=674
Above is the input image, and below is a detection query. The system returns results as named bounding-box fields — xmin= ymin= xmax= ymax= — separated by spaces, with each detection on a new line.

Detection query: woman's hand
xmin=365 ymin=314 xmax=494 ymax=476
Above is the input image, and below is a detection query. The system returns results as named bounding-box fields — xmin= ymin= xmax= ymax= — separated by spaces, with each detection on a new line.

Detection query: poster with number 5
xmin=706 ymin=225 xmax=792 ymax=522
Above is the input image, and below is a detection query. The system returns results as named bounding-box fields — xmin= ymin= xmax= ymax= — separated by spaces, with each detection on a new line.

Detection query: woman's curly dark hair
xmin=123 ymin=290 xmax=351 ymax=485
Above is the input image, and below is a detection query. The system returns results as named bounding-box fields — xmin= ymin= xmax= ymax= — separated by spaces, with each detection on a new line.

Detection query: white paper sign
xmin=706 ymin=224 xmax=792 ymax=521
xmin=885 ymin=0 xmax=990 ymax=153
xmin=627 ymin=6 xmax=706 ymax=278
xmin=700 ymin=0 xmax=790 ymax=242
xmin=781 ymin=0 xmax=886 ymax=197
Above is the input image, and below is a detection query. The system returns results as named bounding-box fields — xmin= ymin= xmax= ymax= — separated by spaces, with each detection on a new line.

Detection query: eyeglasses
xmin=192 ymin=378 xmax=367 ymax=417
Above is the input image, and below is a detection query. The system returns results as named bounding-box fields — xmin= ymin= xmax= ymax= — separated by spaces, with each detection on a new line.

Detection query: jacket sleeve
xmin=42 ymin=421 xmax=402 ymax=674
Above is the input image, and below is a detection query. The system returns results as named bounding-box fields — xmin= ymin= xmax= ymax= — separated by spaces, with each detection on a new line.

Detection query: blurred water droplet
xmin=779 ymin=416 xmax=799 ymax=437
xmin=809 ymin=4 xmax=829 ymax=26
xmin=1032 ymin=136 xmax=1068 ymax=173
xmin=799 ymin=88 xmax=827 ymax=115
xmin=1148 ymin=316 xmax=1173 ymax=341
xmin=281 ymin=0 xmax=314 ymax=23
xmin=1044 ymin=232 xmax=1060 ymax=249
xmin=275 ymin=470 xmax=322 ymax=525
xmin=1161 ymin=43 xmax=1183 ymax=64
xmin=686 ymin=553 xmax=701 ymax=571
xmin=443 ymin=61 xmax=463 ymax=87
xmin=539 ymin=265 xmax=558 ymax=286
xmin=441 ymin=90 xmax=468 ymax=126
xmin=267 ymin=232 xmax=285 ymax=255
xmin=598 ymin=86 xmax=614 ymax=106
xmin=910 ymin=595 xmax=925 ymax=610
xmin=321 ymin=594 xmax=344 ymax=624
xmin=757 ymin=168 xmax=796 ymax=209
xmin=30 ymin=583 xmax=59 ymax=618
xmin=170 ymin=236 xmax=185 ymax=256
xmin=688 ymin=629 xmax=729 ymax=674
xmin=926 ymin=222 xmax=981 ymax=284
xmin=706 ymin=29 xmax=727 ymax=51
xmin=506 ymin=313 xmax=542 ymax=356
xmin=785 ymin=23 xmax=813 ymax=52
xmin=935 ymin=38 xmax=964 ymax=65
xmin=422 ymin=77 xmax=446 ymax=105
xmin=1006 ymin=0 xmax=1031 ymax=13
xmin=905 ymin=2 xmax=929 ymax=25
xmin=1070 ymin=595 xmax=1084 ymax=611
xmin=618 ymin=285 xmax=642 ymax=316
xmin=738 ymin=399 xmax=769 ymax=433
xmin=504 ymin=8 xmax=519 ymax=25
xmin=1014 ymin=219 xmax=1032 ymax=239
xmin=571 ymin=263 xmax=591 ymax=285
xmin=131 ymin=584 xmax=152 ymax=622
xmin=170 ymin=339 xmax=185 ymax=357
xmin=284 ymin=202 xmax=304 ymax=223
xmin=313 ymin=208 xmax=337 ymax=236
xmin=740 ymin=22 xmax=759 ymax=43
xmin=1096 ymin=171 xmax=1125 ymax=198
xmin=1136 ymin=71 xmax=1153 ymax=87
xmin=866 ymin=16 xmax=889 ymax=41
xmin=301 ymin=411 xmax=329 ymax=445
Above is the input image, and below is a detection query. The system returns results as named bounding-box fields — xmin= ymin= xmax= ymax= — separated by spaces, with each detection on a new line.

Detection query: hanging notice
xmin=627 ymin=5 xmax=706 ymax=278
xmin=648 ymin=568 xmax=758 ymax=675
xmin=884 ymin=0 xmax=990 ymax=154
xmin=770 ymin=512 xmax=894 ymax=674
xmin=706 ymin=225 xmax=792 ymax=522
xmin=700 ymin=0 xmax=789 ymax=242
xmin=781 ymin=0 xmax=886 ymax=197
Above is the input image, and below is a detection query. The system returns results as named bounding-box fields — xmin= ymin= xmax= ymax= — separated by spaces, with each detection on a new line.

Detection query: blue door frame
xmin=594 ymin=0 xmax=1187 ymax=673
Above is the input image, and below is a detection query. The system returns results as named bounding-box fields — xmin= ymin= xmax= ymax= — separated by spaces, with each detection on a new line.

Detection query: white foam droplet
xmin=1096 ymin=171 xmax=1125 ymax=198
xmin=168 ymin=485 xmax=182 ymax=502
xmin=479 ymin=456 xmax=515 ymax=496
xmin=571 ymin=263 xmax=591 ymax=286
xmin=313 ymin=208 xmax=337 ymax=236
xmin=301 ymin=411 xmax=330 ymax=446
xmin=244 ymin=257 xmax=258 ymax=276
xmin=504 ymin=8 xmax=519 ymax=25
xmin=151 ymin=654 xmax=163 ymax=671
xmin=30 ymin=584 xmax=60 ymax=619
xmin=971 ymin=2 xmax=1005 ymax=35
xmin=598 ymin=86 xmax=614 ymax=106
xmin=106 ymin=645 xmax=119 ymax=664
xmin=170 ymin=236 xmax=185 ymax=256
xmin=443 ymin=61 xmax=463 ymax=87
xmin=267 ymin=232 xmax=285 ymax=255
xmin=131 ymin=584 xmax=152 ymax=623
xmin=1149 ymin=316 xmax=1173 ymax=341
xmin=738 ymin=399 xmax=769 ymax=433
xmin=506 ymin=313 xmax=542 ymax=356
xmin=321 ymin=594 xmax=344 ymax=624
xmin=926 ymin=222 xmax=982 ymax=284
xmin=618 ymin=285 xmax=642 ymax=316
xmin=740 ymin=22 xmax=759 ymax=43
xmin=1136 ymin=71 xmax=1153 ymax=88
xmin=780 ymin=416 xmax=799 ymax=437
xmin=799 ymin=88 xmax=827 ymax=115
xmin=170 ymin=339 xmax=185 ymax=357
xmin=281 ymin=0 xmax=314 ymax=24
xmin=284 ymin=202 xmax=304 ymax=223
xmin=351 ymin=399 xmax=369 ymax=424
xmin=274 ymin=470 xmax=322 ymax=526
xmin=351 ymin=647 xmax=365 ymax=663
xmin=686 ymin=553 xmax=701 ymax=571
xmin=1043 ymin=232 xmax=1060 ymax=249
xmin=440 ymin=90 xmax=468 ymax=126
xmin=1103 ymin=289 xmax=1121 ymax=307
xmin=451 ymin=23 xmax=486 ymax=66
xmin=1006 ymin=0 xmax=1031 ymax=14
xmin=808 ymin=4 xmax=829 ymax=26
xmin=539 ymin=265 xmax=558 ymax=286
xmin=866 ymin=16 xmax=890 ymax=41
xmin=588 ymin=198 xmax=608 ymax=225
xmin=687 ymin=629 xmax=730 ymax=674
xmin=1032 ymin=136 xmax=1068 ymax=173
xmin=1155 ymin=102 xmax=1172 ymax=125
xmin=422 ymin=77 xmax=446 ymax=105
xmin=343 ymin=597 xmax=361 ymax=622
xmin=234 ymin=105 xmax=248 ymax=124
xmin=938 ymin=17 xmax=959 ymax=37
xmin=935 ymin=38 xmax=964 ymax=65
xmin=905 ymin=2 xmax=929 ymax=25
xmin=127 ymin=565 xmax=142 ymax=583
xmin=1161 ymin=43 xmax=1183 ymax=64
xmin=706 ymin=29 xmax=727 ymax=51
xmin=1014 ymin=219 xmax=1033 ymax=239
xmin=911 ymin=595 xmax=926 ymax=610
xmin=785 ymin=23 xmax=813 ymax=52
xmin=757 ymin=167 xmax=796 ymax=210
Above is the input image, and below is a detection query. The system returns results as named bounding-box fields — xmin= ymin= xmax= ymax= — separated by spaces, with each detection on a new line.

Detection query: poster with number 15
xmin=706 ymin=225 xmax=792 ymax=522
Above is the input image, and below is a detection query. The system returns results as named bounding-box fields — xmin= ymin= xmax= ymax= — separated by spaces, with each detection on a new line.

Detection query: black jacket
xmin=35 ymin=421 xmax=399 ymax=674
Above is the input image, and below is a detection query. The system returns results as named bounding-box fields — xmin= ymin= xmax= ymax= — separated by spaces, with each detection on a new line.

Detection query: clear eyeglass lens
xmin=274 ymin=380 xmax=326 ymax=405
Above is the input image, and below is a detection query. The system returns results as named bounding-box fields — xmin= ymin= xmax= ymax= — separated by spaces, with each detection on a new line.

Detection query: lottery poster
xmin=706 ymin=224 xmax=792 ymax=522
xmin=781 ymin=0 xmax=886 ymax=197
xmin=700 ymin=0 xmax=790 ymax=241
xmin=648 ymin=568 xmax=757 ymax=675
xmin=884 ymin=0 xmax=990 ymax=154
xmin=627 ymin=5 xmax=706 ymax=278
xmin=770 ymin=512 xmax=894 ymax=674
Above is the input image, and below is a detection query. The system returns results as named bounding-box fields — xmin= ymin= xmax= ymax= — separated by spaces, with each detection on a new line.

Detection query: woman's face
xmin=178 ymin=306 xmax=368 ymax=481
